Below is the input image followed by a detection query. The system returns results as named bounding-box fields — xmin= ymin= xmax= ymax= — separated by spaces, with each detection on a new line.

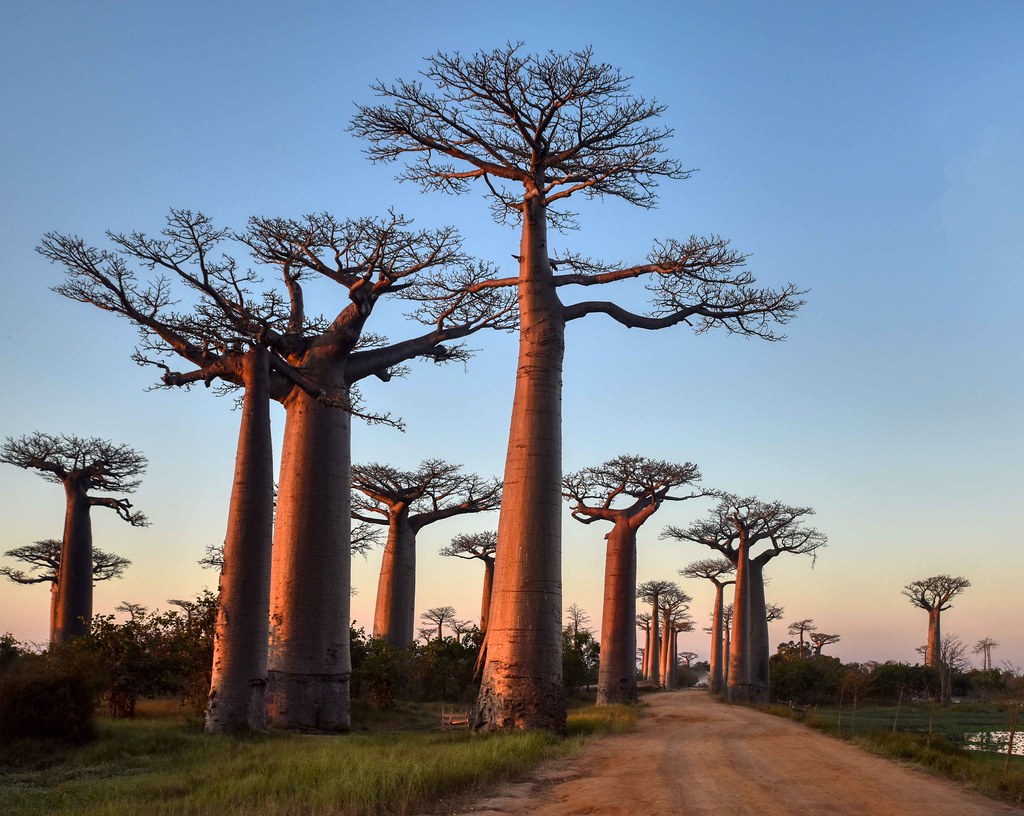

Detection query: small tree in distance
xmin=420 ymin=606 xmax=458 ymax=641
xmin=901 ymin=575 xmax=970 ymax=667
xmin=564 ymin=455 xmax=703 ymax=704
xmin=1 ymin=539 xmax=130 ymax=643
xmin=788 ymin=619 xmax=816 ymax=658
xmin=1 ymin=433 xmax=147 ymax=645
xmin=352 ymin=461 xmax=500 ymax=647
xmin=680 ymin=557 xmax=735 ymax=694
xmin=809 ymin=632 xmax=840 ymax=657
xmin=439 ymin=531 xmax=497 ymax=636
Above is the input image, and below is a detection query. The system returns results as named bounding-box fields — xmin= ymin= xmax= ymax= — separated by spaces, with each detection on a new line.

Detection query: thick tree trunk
xmin=709 ymin=583 xmax=726 ymax=694
xmin=372 ymin=509 xmax=416 ymax=647
xmin=53 ymin=481 xmax=92 ymax=645
xmin=727 ymin=538 xmax=752 ymax=703
xmin=479 ymin=557 xmax=494 ymax=636
xmin=267 ymin=384 xmax=352 ymax=731
xmin=643 ymin=622 xmax=651 ymax=679
xmin=206 ymin=347 xmax=275 ymax=733
xmin=597 ymin=522 xmax=637 ymax=704
xmin=723 ymin=621 xmax=732 ymax=687
xmin=48 ymin=581 xmax=58 ymax=645
xmin=649 ymin=598 xmax=661 ymax=686
xmin=476 ymin=196 xmax=567 ymax=733
xmin=925 ymin=607 xmax=941 ymax=668
xmin=747 ymin=560 xmax=770 ymax=704
xmin=660 ymin=606 xmax=673 ymax=688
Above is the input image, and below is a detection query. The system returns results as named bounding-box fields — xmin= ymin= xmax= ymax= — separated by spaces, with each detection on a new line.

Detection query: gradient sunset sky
xmin=1 ymin=1 xmax=1021 ymax=667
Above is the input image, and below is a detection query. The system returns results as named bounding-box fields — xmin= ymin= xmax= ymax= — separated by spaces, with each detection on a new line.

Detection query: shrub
xmin=0 ymin=649 xmax=102 ymax=743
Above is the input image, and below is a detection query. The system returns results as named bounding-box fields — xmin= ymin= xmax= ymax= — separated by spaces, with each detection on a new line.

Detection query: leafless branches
xmin=351 ymin=460 xmax=501 ymax=530
xmin=901 ymin=575 xmax=971 ymax=612
xmin=1 ymin=539 xmax=130 ymax=585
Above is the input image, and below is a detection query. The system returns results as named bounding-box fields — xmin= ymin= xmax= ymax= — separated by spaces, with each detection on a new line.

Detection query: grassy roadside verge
xmin=765 ymin=703 xmax=1024 ymax=805
xmin=0 ymin=702 xmax=638 ymax=816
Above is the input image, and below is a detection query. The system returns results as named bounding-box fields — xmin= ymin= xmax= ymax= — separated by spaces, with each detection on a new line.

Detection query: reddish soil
xmin=443 ymin=691 xmax=1021 ymax=815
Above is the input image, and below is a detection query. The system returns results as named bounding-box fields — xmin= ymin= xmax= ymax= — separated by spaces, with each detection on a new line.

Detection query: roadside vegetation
xmin=0 ymin=697 xmax=637 ymax=816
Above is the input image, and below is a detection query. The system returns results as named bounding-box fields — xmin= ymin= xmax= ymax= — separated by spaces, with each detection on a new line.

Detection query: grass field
xmin=767 ymin=701 xmax=1024 ymax=805
xmin=0 ymin=699 xmax=638 ymax=816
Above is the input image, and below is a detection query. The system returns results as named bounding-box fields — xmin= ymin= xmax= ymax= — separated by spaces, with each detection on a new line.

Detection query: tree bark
xmin=267 ymin=383 xmax=352 ymax=731
xmin=53 ymin=480 xmax=92 ymax=645
xmin=650 ymin=600 xmax=662 ymax=686
xmin=727 ymin=536 xmax=752 ymax=703
xmin=660 ymin=605 xmax=673 ymax=689
xmin=372 ymin=508 xmax=416 ymax=647
xmin=746 ymin=559 xmax=770 ymax=704
xmin=206 ymin=346 xmax=275 ymax=733
xmin=48 ymin=580 xmax=58 ymax=645
xmin=709 ymin=583 xmax=726 ymax=694
xmin=479 ymin=556 xmax=494 ymax=636
xmin=597 ymin=522 xmax=637 ymax=704
xmin=926 ymin=607 xmax=941 ymax=668
xmin=475 ymin=195 xmax=567 ymax=733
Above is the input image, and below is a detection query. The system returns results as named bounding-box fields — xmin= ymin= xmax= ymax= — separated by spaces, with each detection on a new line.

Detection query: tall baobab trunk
xmin=53 ymin=480 xmax=92 ymax=644
xmin=479 ymin=555 xmax=494 ymax=636
xmin=649 ymin=598 xmax=662 ymax=686
xmin=373 ymin=508 xmax=416 ymax=646
xmin=48 ymin=581 xmax=59 ymax=645
xmin=206 ymin=347 xmax=275 ymax=733
xmin=597 ymin=523 xmax=638 ymax=704
xmin=709 ymin=582 xmax=731 ymax=695
xmin=746 ymin=559 xmax=771 ymax=704
xmin=723 ymin=615 xmax=732 ymax=688
xmin=728 ymin=539 xmax=752 ymax=703
xmin=926 ymin=607 xmax=941 ymax=668
xmin=659 ymin=606 xmax=675 ymax=689
xmin=267 ymin=384 xmax=352 ymax=731
xmin=477 ymin=197 xmax=567 ymax=733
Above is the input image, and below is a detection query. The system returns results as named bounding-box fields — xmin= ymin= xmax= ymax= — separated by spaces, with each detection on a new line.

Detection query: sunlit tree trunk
xmin=476 ymin=196 xmax=567 ymax=733
xmin=728 ymin=537 xmax=752 ymax=703
xmin=206 ymin=347 xmax=275 ymax=733
xmin=650 ymin=602 xmax=662 ymax=686
xmin=53 ymin=480 xmax=92 ymax=645
xmin=479 ymin=555 xmax=494 ymax=636
xmin=660 ymin=605 xmax=674 ymax=688
xmin=709 ymin=583 xmax=727 ymax=694
xmin=597 ymin=523 xmax=637 ymax=704
xmin=926 ymin=607 xmax=941 ymax=668
xmin=747 ymin=558 xmax=770 ymax=704
xmin=268 ymin=382 xmax=351 ymax=731
xmin=48 ymin=581 xmax=58 ymax=645
xmin=372 ymin=508 xmax=416 ymax=646
xmin=641 ymin=624 xmax=651 ymax=681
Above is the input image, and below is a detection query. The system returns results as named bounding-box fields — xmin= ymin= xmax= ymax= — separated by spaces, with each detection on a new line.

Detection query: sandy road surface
xmin=443 ymin=691 xmax=1021 ymax=816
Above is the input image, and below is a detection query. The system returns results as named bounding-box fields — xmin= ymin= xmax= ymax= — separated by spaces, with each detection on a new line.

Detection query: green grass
xmin=765 ymin=701 xmax=1024 ymax=805
xmin=0 ymin=700 xmax=639 ymax=816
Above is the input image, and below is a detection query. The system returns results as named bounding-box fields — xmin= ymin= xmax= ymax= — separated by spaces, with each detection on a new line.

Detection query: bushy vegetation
xmin=0 ymin=696 xmax=638 ymax=816
xmin=0 ymin=646 xmax=102 ymax=745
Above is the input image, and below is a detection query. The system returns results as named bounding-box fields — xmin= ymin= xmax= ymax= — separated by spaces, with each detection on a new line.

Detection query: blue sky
xmin=1 ymin=2 xmax=1021 ymax=667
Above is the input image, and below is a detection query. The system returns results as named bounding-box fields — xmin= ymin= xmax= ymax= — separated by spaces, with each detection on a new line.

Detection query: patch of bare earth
xmin=437 ymin=691 xmax=1022 ymax=815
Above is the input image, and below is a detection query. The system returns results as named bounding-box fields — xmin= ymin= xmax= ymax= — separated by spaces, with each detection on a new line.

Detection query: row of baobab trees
xmin=10 ymin=45 xmax=811 ymax=734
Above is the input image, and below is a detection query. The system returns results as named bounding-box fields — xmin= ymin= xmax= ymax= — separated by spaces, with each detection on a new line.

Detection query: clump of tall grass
xmin=1 ymin=701 xmax=639 ymax=816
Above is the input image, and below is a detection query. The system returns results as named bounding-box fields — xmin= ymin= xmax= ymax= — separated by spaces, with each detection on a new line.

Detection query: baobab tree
xmin=788 ymin=619 xmax=816 ymax=658
xmin=354 ymin=44 xmax=804 ymax=732
xmin=564 ymin=455 xmax=703 ymax=704
xmin=901 ymin=575 xmax=971 ymax=668
xmin=657 ymin=586 xmax=693 ymax=688
xmin=974 ymin=637 xmax=998 ymax=671
xmin=636 ymin=612 xmax=652 ymax=680
xmin=351 ymin=460 xmax=501 ymax=646
xmin=809 ymin=632 xmax=840 ymax=656
xmin=421 ymin=606 xmax=458 ymax=641
xmin=1 ymin=433 xmax=147 ymax=645
xmin=42 ymin=209 xmax=515 ymax=732
xmin=439 ymin=531 xmax=497 ymax=636
xmin=1 ymin=539 xmax=130 ymax=643
xmin=663 ymin=494 xmax=823 ymax=703
xmin=637 ymin=580 xmax=677 ymax=686
xmin=679 ymin=557 xmax=735 ymax=694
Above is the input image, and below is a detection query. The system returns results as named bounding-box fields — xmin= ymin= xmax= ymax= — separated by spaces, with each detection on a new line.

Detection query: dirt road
xmin=448 ymin=691 xmax=1020 ymax=816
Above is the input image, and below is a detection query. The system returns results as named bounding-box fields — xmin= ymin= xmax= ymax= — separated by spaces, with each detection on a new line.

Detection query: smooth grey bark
xmin=206 ymin=346 xmax=275 ymax=733
xmin=54 ymin=482 xmax=92 ymax=644
xmin=597 ymin=523 xmax=638 ymax=704
xmin=373 ymin=510 xmax=416 ymax=646
xmin=747 ymin=558 xmax=771 ymax=704
xmin=476 ymin=197 xmax=567 ymax=734
xmin=709 ymin=581 xmax=734 ymax=695
xmin=727 ymin=538 xmax=752 ymax=703
xmin=267 ymin=386 xmax=352 ymax=731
